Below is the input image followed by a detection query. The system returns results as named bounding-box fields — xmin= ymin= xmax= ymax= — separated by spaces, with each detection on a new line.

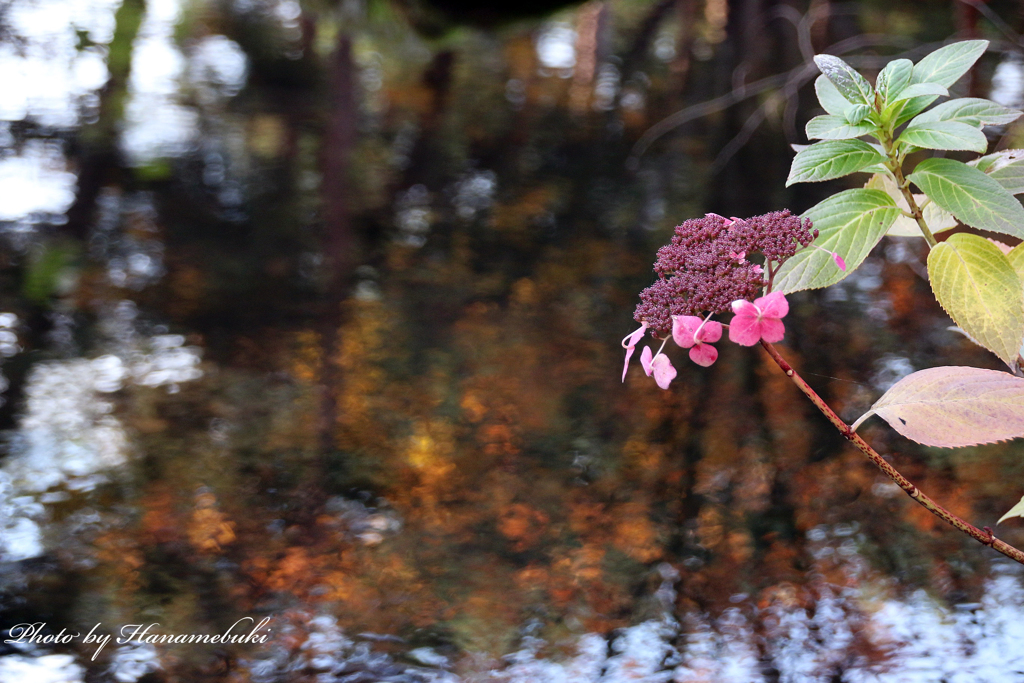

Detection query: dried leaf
xmin=853 ymin=366 xmax=1024 ymax=447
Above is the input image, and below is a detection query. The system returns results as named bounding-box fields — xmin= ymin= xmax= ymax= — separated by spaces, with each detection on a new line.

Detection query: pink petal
xmin=689 ymin=342 xmax=718 ymax=367
xmin=754 ymin=292 xmax=789 ymax=320
xmin=622 ymin=345 xmax=635 ymax=382
xmin=728 ymin=314 xmax=763 ymax=346
xmin=751 ymin=264 xmax=764 ymax=275
xmin=651 ymin=354 xmax=677 ymax=390
xmin=640 ymin=346 xmax=654 ymax=376
xmin=695 ymin=320 xmax=722 ymax=343
xmin=622 ymin=322 xmax=648 ymax=349
xmin=731 ymin=299 xmax=759 ymax=318
xmin=832 ymin=252 xmax=846 ymax=271
xmin=672 ymin=315 xmax=702 ymax=348
xmin=758 ymin=318 xmax=786 ymax=343
xmin=621 ymin=322 xmax=649 ymax=382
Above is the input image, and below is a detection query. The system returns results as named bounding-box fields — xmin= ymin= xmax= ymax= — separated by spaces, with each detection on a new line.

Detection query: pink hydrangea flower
xmin=728 ymin=291 xmax=789 ymax=346
xmin=621 ymin=322 xmax=648 ymax=382
xmin=640 ymin=346 xmax=677 ymax=389
xmin=672 ymin=315 xmax=723 ymax=367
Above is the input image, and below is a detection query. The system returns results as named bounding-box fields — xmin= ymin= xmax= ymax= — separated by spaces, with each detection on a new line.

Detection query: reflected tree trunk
xmin=65 ymin=0 xmax=145 ymax=240
xmin=318 ymin=30 xmax=357 ymax=454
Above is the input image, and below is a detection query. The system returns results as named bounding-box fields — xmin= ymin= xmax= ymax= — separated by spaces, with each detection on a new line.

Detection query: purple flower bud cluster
xmin=634 ymin=211 xmax=815 ymax=335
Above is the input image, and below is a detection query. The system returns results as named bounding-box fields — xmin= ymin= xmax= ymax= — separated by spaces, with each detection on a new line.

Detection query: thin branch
xmin=710 ymin=95 xmax=770 ymax=174
xmin=957 ymin=0 xmax=1023 ymax=50
xmin=627 ymin=33 xmax=920 ymax=167
xmin=759 ymin=339 xmax=1024 ymax=566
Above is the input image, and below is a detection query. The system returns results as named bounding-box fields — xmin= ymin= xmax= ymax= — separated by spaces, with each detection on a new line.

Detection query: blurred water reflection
xmin=1 ymin=0 xmax=1024 ymax=680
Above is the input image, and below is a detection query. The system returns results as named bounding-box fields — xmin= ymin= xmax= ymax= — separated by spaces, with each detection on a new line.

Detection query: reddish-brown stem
xmin=759 ymin=340 xmax=1024 ymax=565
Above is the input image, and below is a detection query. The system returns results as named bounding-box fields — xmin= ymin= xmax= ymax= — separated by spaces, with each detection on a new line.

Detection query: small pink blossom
xmin=672 ymin=315 xmax=723 ymax=367
xmin=622 ymin=322 xmax=648 ymax=382
xmin=639 ymin=346 xmax=677 ymax=389
xmin=728 ymin=292 xmax=789 ymax=346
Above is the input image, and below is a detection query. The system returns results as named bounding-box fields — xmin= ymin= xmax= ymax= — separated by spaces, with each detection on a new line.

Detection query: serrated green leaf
xmin=774 ymin=189 xmax=900 ymax=293
xmin=852 ymin=366 xmax=1024 ymax=447
xmin=912 ymin=40 xmax=989 ymax=88
xmin=928 ymin=232 xmax=1024 ymax=367
xmin=892 ymin=82 xmax=949 ymax=102
xmin=892 ymin=41 xmax=987 ymax=127
xmin=971 ymin=151 xmax=1002 ymax=172
xmin=969 ymin=149 xmax=1024 ymax=194
xmin=865 ymin=174 xmax=958 ymax=237
xmin=899 ymin=121 xmax=989 ymax=153
xmin=999 ymin=495 xmax=1024 ymax=524
xmin=911 ymin=97 xmax=1022 ymax=127
xmin=786 ymin=140 xmax=886 ymax=186
xmin=814 ymin=54 xmax=874 ymax=105
xmin=844 ymin=103 xmax=872 ymax=124
xmin=814 ymin=75 xmax=851 ymax=117
xmin=895 ymin=96 xmax=941 ymax=127
xmin=805 ymin=115 xmax=875 ymax=140
xmin=877 ymin=59 xmax=914 ymax=103
xmin=907 ymin=158 xmax=1024 ymax=238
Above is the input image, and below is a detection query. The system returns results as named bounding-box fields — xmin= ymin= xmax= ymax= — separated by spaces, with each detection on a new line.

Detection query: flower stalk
xmin=759 ymin=339 xmax=1024 ymax=565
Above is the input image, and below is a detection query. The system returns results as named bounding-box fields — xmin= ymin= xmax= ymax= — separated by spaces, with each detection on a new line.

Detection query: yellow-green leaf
xmin=928 ymin=233 xmax=1024 ymax=368
xmin=1008 ymin=242 xmax=1024 ymax=280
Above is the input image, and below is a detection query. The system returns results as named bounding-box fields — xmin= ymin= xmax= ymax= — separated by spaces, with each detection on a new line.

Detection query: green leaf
xmin=844 ymin=103 xmax=872 ymax=125
xmin=773 ymin=189 xmax=900 ymax=293
xmin=971 ymin=151 xmax=1002 ymax=172
xmin=910 ymin=97 xmax=1022 ymax=127
xmin=814 ymin=54 xmax=874 ymax=105
xmin=851 ymin=366 xmax=1024 ymax=448
xmin=891 ymin=82 xmax=949 ymax=102
xmin=912 ymin=40 xmax=989 ymax=88
xmin=895 ymin=97 xmax=940 ymax=127
xmin=969 ymin=150 xmax=1024 ymax=194
xmin=805 ymin=115 xmax=875 ymax=140
xmin=814 ymin=75 xmax=851 ymax=117
xmin=899 ymin=121 xmax=989 ymax=153
xmin=999 ymin=495 xmax=1024 ymax=524
xmin=786 ymin=140 xmax=886 ymax=186
xmin=865 ymin=174 xmax=958 ymax=237
xmin=927 ymin=232 xmax=1024 ymax=368
xmin=877 ymin=58 xmax=914 ymax=103
xmin=892 ymin=40 xmax=988 ymax=127
xmin=907 ymin=158 xmax=1024 ymax=238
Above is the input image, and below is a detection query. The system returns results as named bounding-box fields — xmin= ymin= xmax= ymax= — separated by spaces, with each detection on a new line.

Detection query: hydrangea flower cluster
xmin=623 ymin=210 xmax=829 ymax=390
xmin=633 ymin=211 xmax=815 ymax=336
